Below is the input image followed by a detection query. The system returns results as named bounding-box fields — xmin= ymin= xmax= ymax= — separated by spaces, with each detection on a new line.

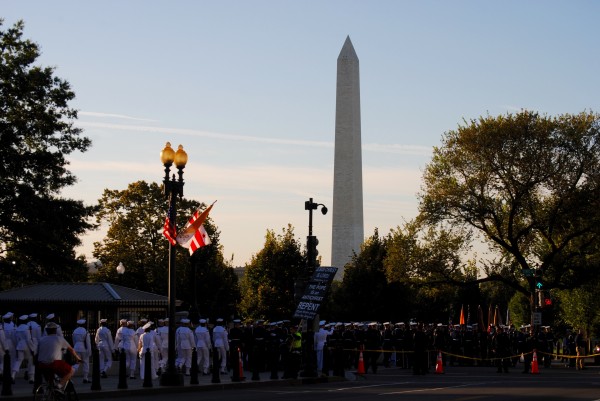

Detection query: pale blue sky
xmin=4 ymin=1 xmax=600 ymax=268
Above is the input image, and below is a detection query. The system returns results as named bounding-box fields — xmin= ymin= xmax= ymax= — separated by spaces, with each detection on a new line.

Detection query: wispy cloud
xmin=79 ymin=111 xmax=159 ymax=123
xmin=363 ymin=143 xmax=432 ymax=156
xmin=77 ymin=121 xmax=433 ymax=155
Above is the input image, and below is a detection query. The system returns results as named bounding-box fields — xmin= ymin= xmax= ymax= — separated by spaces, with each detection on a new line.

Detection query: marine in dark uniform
xmin=228 ymin=319 xmax=244 ymax=374
xmin=342 ymin=323 xmax=356 ymax=369
xmin=381 ymin=322 xmax=394 ymax=368
xmin=364 ymin=323 xmax=382 ymax=374
xmin=250 ymin=320 xmax=268 ymax=380
xmin=412 ymin=323 xmax=428 ymax=375
xmin=491 ymin=326 xmax=510 ymax=373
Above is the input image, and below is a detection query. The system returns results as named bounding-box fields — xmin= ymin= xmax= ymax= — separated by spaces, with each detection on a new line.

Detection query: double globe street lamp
xmin=159 ymin=142 xmax=187 ymax=386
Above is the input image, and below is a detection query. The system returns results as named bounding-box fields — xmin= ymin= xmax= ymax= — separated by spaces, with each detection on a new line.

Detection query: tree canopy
xmin=0 ymin=20 xmax=94 ymax=286
xmin=239 ymin=225 xmax=306 ymax=320
xmin=419 ymin=110 xmax=600 ymax=301
xmin=91 ymin=180 xmax=239 ymax=318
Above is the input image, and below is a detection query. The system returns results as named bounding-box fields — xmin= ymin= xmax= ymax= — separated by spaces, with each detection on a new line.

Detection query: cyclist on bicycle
xmin=37 ymin=322 xmax=81 ymax=391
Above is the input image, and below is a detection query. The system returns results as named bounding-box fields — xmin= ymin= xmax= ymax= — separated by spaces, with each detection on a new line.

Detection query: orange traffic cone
xmin=357 ymin=346 xmax=366 ymax=375
xmin=435 ymin=351 xmax=444 ymax=374
xmin=531 ymin=349 xmax=539 ymax=374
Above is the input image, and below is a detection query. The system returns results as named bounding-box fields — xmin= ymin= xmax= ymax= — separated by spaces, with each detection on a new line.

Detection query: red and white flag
xmin=162 ymin=205 xmax=177 ymax=246
xmin=177 ymin=201 xmax=215 ymax=255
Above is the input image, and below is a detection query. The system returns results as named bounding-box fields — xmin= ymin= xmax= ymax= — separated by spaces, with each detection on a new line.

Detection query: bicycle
xmin=34 ymin=373 xmax=78 ymax=401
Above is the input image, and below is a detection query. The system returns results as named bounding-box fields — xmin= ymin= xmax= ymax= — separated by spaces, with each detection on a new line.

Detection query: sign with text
xmin=293 ymin=266 xmax=338 ymax=320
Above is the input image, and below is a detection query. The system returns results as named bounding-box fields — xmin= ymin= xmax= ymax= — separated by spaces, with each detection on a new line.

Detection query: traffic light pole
xmin=300 ymin=198 xmax=327 ymax=378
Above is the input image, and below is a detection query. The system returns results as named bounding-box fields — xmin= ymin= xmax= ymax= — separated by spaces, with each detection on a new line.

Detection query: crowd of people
xmin=1 ymin=311 xmax=594 ymax=386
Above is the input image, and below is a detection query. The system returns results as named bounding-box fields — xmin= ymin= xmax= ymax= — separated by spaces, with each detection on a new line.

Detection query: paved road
xmin=3 ymin=363 xmax=600 ymax=400
xmin=129 ymin=365 xmax=600 ymax=401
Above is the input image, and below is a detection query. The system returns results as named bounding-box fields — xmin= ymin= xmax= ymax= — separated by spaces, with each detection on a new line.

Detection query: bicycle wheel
xmin=34 ymin=383 xmax=55 ymax=401
xmin=64 ymin=381 xmax=79 ymax=401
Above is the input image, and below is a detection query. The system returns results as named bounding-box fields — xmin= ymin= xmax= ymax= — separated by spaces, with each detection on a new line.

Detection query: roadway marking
xmin=378 ymin=382 xmax=484 ymax=395
xmin=329 ymin=382 xmax=411 ymax=391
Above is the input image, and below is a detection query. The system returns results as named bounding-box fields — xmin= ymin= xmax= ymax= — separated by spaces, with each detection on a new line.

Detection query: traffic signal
xmin=534 ymin=268 xmax=543 ymax=289
xmin=543 ymin=291 xmax=553 ymax=307
xmin=306 ymin=235 xmax=319 ymax=268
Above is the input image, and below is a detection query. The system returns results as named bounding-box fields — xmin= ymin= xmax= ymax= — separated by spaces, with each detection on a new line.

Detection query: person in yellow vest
xmin=283 ymin=325 xmax=302 ymax=379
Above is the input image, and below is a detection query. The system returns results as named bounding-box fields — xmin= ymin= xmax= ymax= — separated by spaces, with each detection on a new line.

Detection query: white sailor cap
xmin=119 ymin=319 xmax=127 ymax=324
xmin=3 ymin=312 xmax=14 ymax=319
xmin=233 ymin=319 xmax=241 ymax=324
xmin=199 ymin=319 xmax=207 ymax=324
xmin=127 ymin=320 xmax=134 ymax=325
xmin=29 ymin=313 xmax=38 ymax=318
xmin=181 ymin=318 xmax=190 ymax=324
xmin=19 ymin=314 xmax=29 ymax=321
xmin=45 ymin=322 xmax=58 ymax=329
xmin=99 ymin=318 xmax=108 ymax=323
xmin=77 ymin=319 xmax=86 ymax=325
xmin=140 ymin=318 xmax=148 ymax=323
xmin=216 ymin=318 xmax=224 ymax=322
xmin=335 ymin=322 xmax=343 ymax=327
xmin=46 ymin=313 xmax=55 ymax=319
xmin=319 ymin=320 xmax=326 ymax=326
xmin=368 ymin=322 xmax=378 ymax=327
xmin=383 ymin=322 xmax=391 ymax=325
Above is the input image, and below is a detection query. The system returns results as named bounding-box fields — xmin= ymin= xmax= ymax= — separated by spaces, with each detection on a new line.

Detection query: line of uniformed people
xmin=0 ymin=311 xmax=73 ymax=384
xmin=307 ymin=320 xmax=563 ymax=376
xmin=106 ymin=317 xmax=306 ymax=381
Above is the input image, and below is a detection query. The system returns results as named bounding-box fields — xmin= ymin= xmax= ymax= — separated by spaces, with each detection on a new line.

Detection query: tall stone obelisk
xmin=331 ymin=36 xmax=364 ymax=281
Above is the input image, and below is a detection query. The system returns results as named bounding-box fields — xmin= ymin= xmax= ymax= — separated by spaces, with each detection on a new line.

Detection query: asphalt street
xmin=4 ymin=361 xmax=600 ymax=401
xmin=125 ymin=364 xmax=600 ymax=401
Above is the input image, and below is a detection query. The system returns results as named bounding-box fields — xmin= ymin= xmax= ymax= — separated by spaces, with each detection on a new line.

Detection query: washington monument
xmin=331 ymin=36 xmax=364 ymax=281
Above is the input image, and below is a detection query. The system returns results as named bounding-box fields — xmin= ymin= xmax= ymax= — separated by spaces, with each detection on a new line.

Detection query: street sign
xmin=522 ymin=268 xmax=534 ymax=277
xmin=293 ymin=266 xmax=338 ymax=320
xmin=532 ymin=312 xmax=542 ymax=325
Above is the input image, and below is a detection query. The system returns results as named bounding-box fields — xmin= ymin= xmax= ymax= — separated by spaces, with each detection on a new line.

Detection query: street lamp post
xmin=116 ymin=262 xmax=125 ymax=275
xmin=300 ymin=197 xmax=327 ymax=377
xmin=159 ymin=142 xmax=187 ymax=387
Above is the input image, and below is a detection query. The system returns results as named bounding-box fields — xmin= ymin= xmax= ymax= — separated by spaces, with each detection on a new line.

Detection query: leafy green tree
xmin=556 ymin=283 xmax=600 ymax=337
xmin=0 ymin=20 xmax=94 ymax=287
xmin=507 ymin=291 xmax=531 ymax=328
xmin=329 ymin=229 xmax=391 ymax=321
xmin=91 ymin=181 xmax=194 ymax=293
xmin=419 ymin=110 xmax=600 ymax=311
xmin=383 ymin=221 xmax=471 ymax=323
xmin=182 ymin=242 xmax=240 ymax=321
xmin=385 ymin=221 xmax=468 ymax=285
xmin=239 ymin=225 xmax=305 ymax=320
xmin=92 ymin=180 xmax=239 ymax=318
